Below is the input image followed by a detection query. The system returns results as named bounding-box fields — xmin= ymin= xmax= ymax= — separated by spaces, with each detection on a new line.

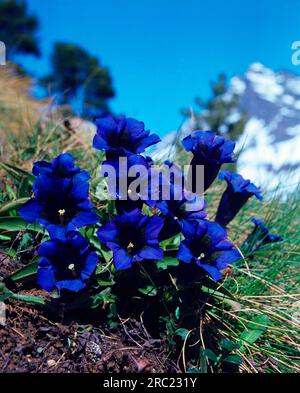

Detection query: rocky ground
xmin=0 ymin=252 xmax=175 ymax=373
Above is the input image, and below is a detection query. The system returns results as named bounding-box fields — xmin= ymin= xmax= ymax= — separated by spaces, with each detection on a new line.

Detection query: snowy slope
xmin=232 ymin=63 xmax=300 ymax=192
xmin=152 ymin=63 xmax=300 ymax=193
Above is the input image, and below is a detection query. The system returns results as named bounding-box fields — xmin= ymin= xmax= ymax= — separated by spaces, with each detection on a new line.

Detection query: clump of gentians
xmin=19 ymin=113 xmax=267 ymax=294
xmin=19 ymin=154 xmax=99 ymax=293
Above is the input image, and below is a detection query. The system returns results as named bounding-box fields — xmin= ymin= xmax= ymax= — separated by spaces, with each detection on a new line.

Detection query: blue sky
xmin=23 ymin=0 xmax=300 ymax=136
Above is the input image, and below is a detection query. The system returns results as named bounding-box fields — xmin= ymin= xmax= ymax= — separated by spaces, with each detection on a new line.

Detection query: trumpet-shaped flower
xmin=215 ymin=171 xmax=263 ymax=227
xmin=243 ymin=218 xmax=283 ymax=252
xmin=102 ymin=154 xmax=152 ymax=213
xmin=177 ymin=220 xmax=240 ymax=281
xmin=154 ymin=162 xmax=207 ymax=239
xmin=19 ymin=153 xmax=98 ymax=235
xmin=157 ymin=193 xmax=207 ymax=240
xmin=37 ymin=229 xmax=98 ymax=292
xmin=250 ymin=218 xmax=283 ymax=244
xmin=182 ymin=130 xmax=236 ymax=191
xmin=97 ymin=208 xmax=164 ymax=270
xmin=93 ymin=114 xmax=160 ymax=159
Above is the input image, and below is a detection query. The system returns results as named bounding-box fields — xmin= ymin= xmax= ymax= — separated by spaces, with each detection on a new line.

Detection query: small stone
xmin=47 ymin=359 xmax=56 ymax=368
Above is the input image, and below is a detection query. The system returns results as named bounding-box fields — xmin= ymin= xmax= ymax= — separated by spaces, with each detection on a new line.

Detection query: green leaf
xmin=220 ymin=338 xmax=240 ymax=352
xmin=199 ymin=349 xmax=208 ymax=373
xmin=9 ymin=261 xmax=38 ymax=282
xmin=96 ymin=279 xmax=115 ymax=287
xmin=201 ymin=285 xmax=241 ymax=310
xmin=0 ymin=291 xmax=13 ymax=302
xmin=0 ymin=198 xmax=30 ymax=216
xmin=90 ymin=237 xmax=112 ymax=263
xmin=0 ymin=217 xmax=43 ymax=233
xmin=203 ymin=348 xmax=218 ymax=363
xmin=4 ymin=248 xmax=17 ymax=258
xmin=91 ymin=287 xmax=116 ymax=308
xmin=0 ymin=234 xmax=11 ymax=241
xmin=0 ymin=162 xmax=35 ymax=184
xmin=175 ymin=328 xmax=190 ymax=340
xmin=223 ymin=354 xmax=243 ymax=365
xmin=201 ymin=281 xmax=236 ymax=300
xmin=138 ymin=285 xmax=157 ymax=296
xmin=239 ymin=315 xmax=270 ymax=351
xmin=0 ymin=281 xmax=45 ymax=305
xmin=156 ymin=256 xmax=179 ymax=270
xmin=247 ymin=314 xmax=270 ymax=330
xmin=0 ymin=282 xmax=13 ymax=302
xmin=11 ymin=293 xmax=46 ymax=305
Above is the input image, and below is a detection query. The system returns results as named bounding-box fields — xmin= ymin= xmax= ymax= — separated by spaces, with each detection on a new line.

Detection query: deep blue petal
xmin=70 ymin=211 xmax=99 ymax=228
xmin=135 ymin=134 xmax=161 ymax=153
xmin=38 ymin=239 xmax=62 ymax=259
xmin=97 ymin=221 xmax=119 ymax=244
xmin=56 ymin=279 xmax=86 ymax=292
xmin=37 ymin=257 xmax=56 ymax=292
xmin=81 ymin=252 xmax=98 ymax=281
xmin=113 ymin=248 xmax=133 ymax=270
xmin=177 ymin=242 xmax=194 ymax=263
xmin=216 ymin=171 xmax=263 ymax=226
xmin=70 ymin=171 xmax=90 ymax=201
xmin=93 ymin=133 xmax=110 ymax=150
xmin=19 ymin=199 xmax=45 ymax=223
xmin=52 ymin=153 xmax=78 ymax=177
xmin=136 ymin=246 xmax=163 ymax=261
xmin=32 ymin=160 xmax=52 ymax=176
xmin=214 ymin=249 xmax=241 ymax=270
xmin=143 ymin=215 xmax=164 ymax=242
xmin=199 ymin=263 xmax=222 ymax=281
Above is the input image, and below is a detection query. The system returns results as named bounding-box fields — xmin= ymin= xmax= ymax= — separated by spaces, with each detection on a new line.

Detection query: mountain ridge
xmin=151 ymin=63 xmax=300 ymax=193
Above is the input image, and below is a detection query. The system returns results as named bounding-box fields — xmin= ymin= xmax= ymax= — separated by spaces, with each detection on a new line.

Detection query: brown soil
xmin=0 ymin=252 xmax=176 ymax=373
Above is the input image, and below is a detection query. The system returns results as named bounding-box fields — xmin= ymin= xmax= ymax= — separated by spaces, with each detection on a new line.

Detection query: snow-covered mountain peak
xmin=151 ymin=63 xmax=300 ymax=194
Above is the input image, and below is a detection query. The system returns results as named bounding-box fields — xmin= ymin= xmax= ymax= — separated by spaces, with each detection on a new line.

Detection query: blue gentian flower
xmin=37 ymin=229 xmax=98 ymax=292
xmin=93 ymin=114 xmax=161 ymax=159
xmin=243 ymin=218 xmax=283 ymax=252
xmin=102 ymin=154 xmax=154 ymax=213
xmin=157 ymin=193 xmax=207 ymax=240
xmin=19 ymin=153 xmax=98 ymax=235
xmin=177 ymin=220 xmax=241 ymax=281
xmin=251 ymin=218 xmax=283 ymax=244
xmin=182 ymin=130 xmax=236 ymax=191
xmin=103 ymin=155 xmax=172 ymax=214
xmin=154 ymin=162 xmax=207 ymax=239
xmin=215 ymin=171 xmax=263 ymax=227
xmin=97 ymin=209 xmax=164 ymax=270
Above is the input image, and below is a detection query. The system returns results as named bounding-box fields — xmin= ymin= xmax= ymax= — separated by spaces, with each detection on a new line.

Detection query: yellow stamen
xmin=127 ymin=242 xmax=134 ymax=252
xmin=198 ymin=253 xmax=205 ymax=260
xmin=58 ymin=209 xmax=66 ymax=225
xmin=68 ymin=263 xmax=75 ymax=271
